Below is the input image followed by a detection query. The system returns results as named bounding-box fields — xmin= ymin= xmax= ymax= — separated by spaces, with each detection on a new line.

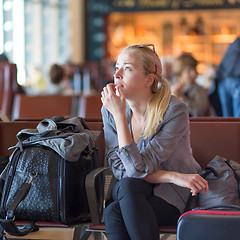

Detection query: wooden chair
xmin=11 ymin=94 xmax=77 ymax=121
xmin=78 ymin=94 xmax=102 ymax=121
xmin=0 ymin=62 xmax=19 ymax=120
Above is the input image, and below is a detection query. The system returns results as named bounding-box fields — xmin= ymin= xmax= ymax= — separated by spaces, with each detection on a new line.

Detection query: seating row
xmin=0 ymin=61 xmax=104 ymax=122
xmin=1 ymin=117 xmax=240 ymax=240
xmin=11 ymin=93 xmax=102 ymax=122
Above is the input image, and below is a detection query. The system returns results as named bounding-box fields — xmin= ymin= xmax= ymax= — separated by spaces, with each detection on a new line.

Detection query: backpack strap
xmin=0 ymin=180 xmax=39 ymax=236
xmin=225 ymin=159 xmax=240 ymax=198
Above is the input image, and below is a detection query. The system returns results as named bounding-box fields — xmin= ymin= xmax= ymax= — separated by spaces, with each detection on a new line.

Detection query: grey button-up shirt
xmin=101 ymin=96 xmax=201 ymax=213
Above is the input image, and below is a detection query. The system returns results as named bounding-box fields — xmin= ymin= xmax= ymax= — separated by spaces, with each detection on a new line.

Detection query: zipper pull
xmin=26 ymin=173 xmax=38 ymax=184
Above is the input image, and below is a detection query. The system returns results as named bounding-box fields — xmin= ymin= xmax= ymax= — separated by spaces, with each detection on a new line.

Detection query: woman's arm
xmin=144 ymin=169 xmax=208 ymax=196
xmin=101 ymin=83 xmax=133 ymax=148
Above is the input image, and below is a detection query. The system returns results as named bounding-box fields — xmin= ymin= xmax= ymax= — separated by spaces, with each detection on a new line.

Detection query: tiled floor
xmin=6 ymin=228 xmax=74 ymax=240
xmin=6 ymin=229 xmax=177 ymax=240
xmin=6 ymin=232 xmax=178 ymax=240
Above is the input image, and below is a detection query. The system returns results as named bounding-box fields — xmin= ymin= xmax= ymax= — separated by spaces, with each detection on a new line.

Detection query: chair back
xmin=78 ymin=94 xmax=102 ymax=121
xmin=0 ymin=63 xmax=18 ymax=119
xmin=190 ymin=121 xmax=240 ymax=168
xmin=12 ymin=94 xmax=77 ymax=121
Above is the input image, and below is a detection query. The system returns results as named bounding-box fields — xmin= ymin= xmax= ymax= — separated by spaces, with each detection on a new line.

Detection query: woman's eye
xmin=125 ymin=66 xmax=131 ymax=71
xmin=115 ymin=67 xmax=119 ymax=72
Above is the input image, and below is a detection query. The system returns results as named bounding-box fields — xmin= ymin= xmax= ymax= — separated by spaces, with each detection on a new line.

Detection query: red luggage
xmin=177 ymin=205 xmax=240 ymax=240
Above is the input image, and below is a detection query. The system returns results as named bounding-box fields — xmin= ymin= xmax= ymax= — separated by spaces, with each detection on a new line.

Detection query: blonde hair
xmin=124 ymin=45 xmax=171 ymax=138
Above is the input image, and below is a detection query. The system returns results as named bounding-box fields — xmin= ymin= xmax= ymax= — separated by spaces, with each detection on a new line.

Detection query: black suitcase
xmin=177 ymin=205 xmax=240 ymax=240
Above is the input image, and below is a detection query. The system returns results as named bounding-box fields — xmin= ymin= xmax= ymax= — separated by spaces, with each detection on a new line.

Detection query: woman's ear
xmin=146 ymin=74 xmax=155 ymax=87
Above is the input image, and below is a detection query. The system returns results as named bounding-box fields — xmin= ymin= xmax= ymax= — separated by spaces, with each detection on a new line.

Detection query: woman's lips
xmin=115 ymin=83 xmax=123 ymax=89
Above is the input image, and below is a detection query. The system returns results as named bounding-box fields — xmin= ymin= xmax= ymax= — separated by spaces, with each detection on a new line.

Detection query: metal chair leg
xmin=160 ymin=233 xmax=175 ymax=240
xmin=93 ymin=232 xmax=104 ymax=240
xmin=73 ymin=226 xmax=91 ymax=240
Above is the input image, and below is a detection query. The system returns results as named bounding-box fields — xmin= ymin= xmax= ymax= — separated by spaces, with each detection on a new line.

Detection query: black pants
xmin=104 ymin=178 xmax=180 ymax=240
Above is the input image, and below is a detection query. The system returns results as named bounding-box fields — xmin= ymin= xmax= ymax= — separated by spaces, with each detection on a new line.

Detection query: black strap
xmin=0 ymin=219 xmax=38 ymax=237
xmin=0 ymin=224 xmax=7 ymax=240
xmin=0 ymin=181 xmax=39 ymax=236
xmin=6 ymin=183 xmax=31 ymax=219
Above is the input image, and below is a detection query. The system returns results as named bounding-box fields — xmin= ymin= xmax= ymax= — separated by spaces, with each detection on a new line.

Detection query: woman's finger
xmin=116 ymin=84 xmax=125 ymax=98
xmin=106 ymin=83 xmax=116 ymax=94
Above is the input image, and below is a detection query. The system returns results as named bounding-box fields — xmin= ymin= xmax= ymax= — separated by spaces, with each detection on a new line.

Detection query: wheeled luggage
xmin=177 ymin=205 xmax=240 ymax=240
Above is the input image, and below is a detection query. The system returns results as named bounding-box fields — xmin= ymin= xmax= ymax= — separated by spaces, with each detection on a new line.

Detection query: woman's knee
xmin=104 ymin=201 xmax=121 ymax=220
xmin=113 ymin=178 xmax=152 ymax=200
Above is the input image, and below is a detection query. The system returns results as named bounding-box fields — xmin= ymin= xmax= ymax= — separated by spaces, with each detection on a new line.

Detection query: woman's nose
xmin=114 ymin=68 xmax=122 ymax=79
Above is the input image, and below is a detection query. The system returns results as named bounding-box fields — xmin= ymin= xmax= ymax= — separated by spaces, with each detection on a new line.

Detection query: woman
xmin=101 ymin=44 xmax=208 ymax=240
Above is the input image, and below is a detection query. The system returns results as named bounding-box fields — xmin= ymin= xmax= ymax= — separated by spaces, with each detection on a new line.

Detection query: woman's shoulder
xmin=164 ymin=95 xmax=189 ymax=120
xmin=169 ymin=95 xmax=188 ymax=109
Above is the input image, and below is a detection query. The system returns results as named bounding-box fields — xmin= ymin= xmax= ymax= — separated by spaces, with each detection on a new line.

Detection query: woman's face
xmin=114 ymin=50 xmax=151 ymax=99
xmin=179 ymin=66 xmax=197 ymax=85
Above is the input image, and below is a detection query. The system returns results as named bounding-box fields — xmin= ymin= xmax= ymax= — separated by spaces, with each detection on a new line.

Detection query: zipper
xmin=58 ymin=155 xmax=65 ymax=222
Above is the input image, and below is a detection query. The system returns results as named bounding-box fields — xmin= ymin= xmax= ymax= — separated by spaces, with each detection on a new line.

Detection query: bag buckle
xmin=27 ymin=173 xmax=38 ymax=184
xmin=5 ymin=214 xmax=15 ymax=221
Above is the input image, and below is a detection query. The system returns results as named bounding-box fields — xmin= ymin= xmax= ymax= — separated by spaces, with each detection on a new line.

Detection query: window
xmin=0 ymin=0 xmax=70 ymax=86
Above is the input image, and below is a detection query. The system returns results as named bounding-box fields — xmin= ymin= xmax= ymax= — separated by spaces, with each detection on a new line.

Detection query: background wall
xmin=69 ymin=0 xmax=85 ymax=64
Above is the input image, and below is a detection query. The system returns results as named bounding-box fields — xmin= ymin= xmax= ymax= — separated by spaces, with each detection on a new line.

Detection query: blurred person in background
xmin=23 ymin=66 xmax=47 ymax=95
xmin=48 ymin=64 xmax=74 ymax=95
xmin=161 ymin=56 xmax=175 ymax=86
xmin=61 ymin=61 xmax=75 ymax=89
xmin=171 ymin=52 xmax=211 ymax=117
xmin=209 ymin=37 xmax=240 ymax=117
xmin=196 ymin=63 xmax=216 ymax=90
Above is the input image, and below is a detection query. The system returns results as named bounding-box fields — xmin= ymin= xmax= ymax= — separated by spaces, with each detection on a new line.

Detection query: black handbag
xmin=0 ymin=117 xmax=100 ymax=237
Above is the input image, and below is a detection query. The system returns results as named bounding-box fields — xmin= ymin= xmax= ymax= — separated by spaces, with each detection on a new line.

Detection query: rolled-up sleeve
xmin=101 ymin=98 xmax=189 ymax=180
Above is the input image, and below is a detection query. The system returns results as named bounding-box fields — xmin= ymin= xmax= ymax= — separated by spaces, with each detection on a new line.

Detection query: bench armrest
xmin=85 ymin=167 xmax=112 ymax=225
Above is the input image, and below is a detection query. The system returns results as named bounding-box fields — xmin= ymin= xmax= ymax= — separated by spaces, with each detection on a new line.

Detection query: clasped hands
xmin=101 ymin=83 xmax=126 ymax=117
